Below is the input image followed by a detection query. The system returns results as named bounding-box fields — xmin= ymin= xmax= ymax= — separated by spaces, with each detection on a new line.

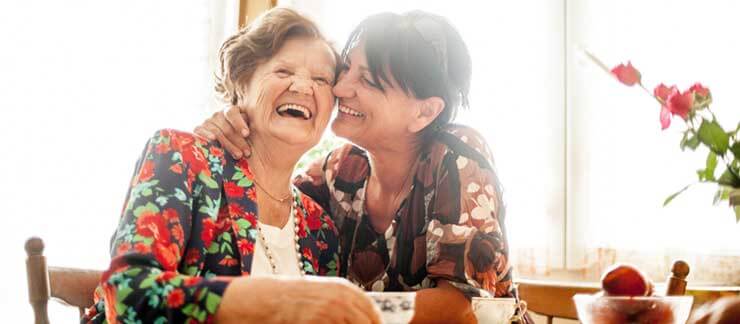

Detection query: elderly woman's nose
xmin=289 ymin=76 xmax=314 ymax=95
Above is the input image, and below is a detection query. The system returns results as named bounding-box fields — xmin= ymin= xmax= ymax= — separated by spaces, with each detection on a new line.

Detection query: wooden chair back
xmin=516 ymin=279 xmax=600 ymax=323
xmin=25 ymin=237 xmax=103 ymax=324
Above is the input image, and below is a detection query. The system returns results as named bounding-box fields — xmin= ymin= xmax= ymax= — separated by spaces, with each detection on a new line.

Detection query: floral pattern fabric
xmin=82 ymin=129 xmax=339 ymax=323
xmin=295 ymin=124 xmax=516 ymax=299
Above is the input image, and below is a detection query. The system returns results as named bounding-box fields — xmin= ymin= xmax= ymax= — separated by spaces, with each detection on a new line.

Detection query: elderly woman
xmin=197 ymin=10 xmax=531 ymax=324
xmin=83 ymin=8 xmax=380 ymax=324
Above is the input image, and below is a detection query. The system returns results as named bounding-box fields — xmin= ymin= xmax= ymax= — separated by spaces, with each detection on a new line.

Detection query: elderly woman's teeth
xmin=277 ymin=104 xmax=311 ymax=119
xmin=339 ymin=105 xmax=364 ymax=117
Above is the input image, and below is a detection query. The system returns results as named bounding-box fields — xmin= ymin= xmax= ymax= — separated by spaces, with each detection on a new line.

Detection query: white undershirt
xmin=250 ymin=214 xmax=302 ymax=277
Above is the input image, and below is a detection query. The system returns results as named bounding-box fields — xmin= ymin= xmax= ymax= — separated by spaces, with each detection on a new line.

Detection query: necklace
xmin=255 ymin=189 xmax=305 ymax=276
xmin=253 ymin=178 xmax=292 ymax=203
xmin=249 ymin=143 xmax=292 ymax=203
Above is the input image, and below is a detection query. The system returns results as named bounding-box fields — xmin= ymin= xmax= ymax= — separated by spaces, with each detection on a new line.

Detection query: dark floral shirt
xmin=82 ymin=129 xmax=339 ymax=323
xmin=295 ymin=124 xmax=516 ymax=299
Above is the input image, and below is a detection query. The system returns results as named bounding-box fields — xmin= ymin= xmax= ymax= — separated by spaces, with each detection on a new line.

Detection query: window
xmin=0 ymin=1 xmax=236 ymax=321
xmin=286 ymin=0 xmax=740 ymax=283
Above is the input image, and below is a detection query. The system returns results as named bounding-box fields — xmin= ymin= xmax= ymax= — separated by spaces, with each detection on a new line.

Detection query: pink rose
xmin=611 ymin=61 xmax=642 ymax=86
xmin=666 ymin=90 xmax=694 ymax=119
xmin=653 ymin=83 xmax=678 ymax=102
xmin=689 ymin=82 xmax=710 ymax=97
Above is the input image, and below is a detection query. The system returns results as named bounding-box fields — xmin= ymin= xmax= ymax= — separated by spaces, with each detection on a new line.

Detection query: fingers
xmin=194 ymin=125 xmax=216 ymax=141
xmin=225 ymin=105 xmax=250 ymax=138
xmin=224 ymin=106 xmax=252 ymax=156
xmin=208 ymin=112 xmax=245 ymax=159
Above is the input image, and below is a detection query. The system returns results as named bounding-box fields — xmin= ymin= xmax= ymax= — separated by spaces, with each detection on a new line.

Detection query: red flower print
xmin=236 ymin=159 xmax=254 ymax=179
xmin=218 ymin=257 xmax=239 ymax=267
xmin=306 ymin=212 xmax=321 ymax=231
xmin=184 ymin=248 xmax=200 ymax=265
xmin=134 ymin=242 xmax=150 ymax=254
xmin=323 ymin=215 xmax=336 ymax=232
xmin=138 ymin=160 xmax=155 ymax=183
xmin=316 ymin=241 xmax=328 ymax=251
xmin=116 ymin=242 xmax=131 ymax=255
xmin=246 ymin=187 xmax=257 ymax=201
xmin=224 ymin=181 xmax=245 ymax=198
xmin=302 ymin=247 xmax=313 ymax=260
xmin=166 ymin=288 xmax=185 ymax=308
xmin=227 ymin=203 xmax=244 ymax=216
xmin=163 ymin=208 xmax=179 ymax=223
xmin=184 ymin=276 xmax=201 ymax=286
xmin=155 ymin=142 xmax=170 ymax=154
xmin=210 ymin=146 xmax=224 ymax=159
xmin=136 ymin=212 xmax=170 ymax=243
xmin=169 ymin=163 xmax=183 ymax=174
xmin=201 ymin=218 xmax=216 ymax=247
xmin=610 ymin=61 xmax=641 ymax=86
xmin=157 ymin=271 xmax=177 ymax=283
xmin=237 ymin=239 xmax=254 ymax=255
xmin=153 ymin=242 xmax=180 ymax=270
xmin=243 ymin=212 xmax=257 ymax=227
xmin=171 ymin=224 xmax=184 ymax=245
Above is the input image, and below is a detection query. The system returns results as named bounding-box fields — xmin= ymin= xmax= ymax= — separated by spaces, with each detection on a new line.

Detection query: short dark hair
xmin=342 ymin=11 xmax=472 ymax=132
xmin=216 ymin=7 xmax=337 ymax=106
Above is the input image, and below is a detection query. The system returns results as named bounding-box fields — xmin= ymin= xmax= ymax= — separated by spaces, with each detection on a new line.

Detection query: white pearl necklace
xmin=255 ymin=195 xmax=306 ymax=276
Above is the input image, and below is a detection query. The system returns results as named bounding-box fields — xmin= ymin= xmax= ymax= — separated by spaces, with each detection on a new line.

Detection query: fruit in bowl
xmin=574 ymin=264 xmax=693 ymax=324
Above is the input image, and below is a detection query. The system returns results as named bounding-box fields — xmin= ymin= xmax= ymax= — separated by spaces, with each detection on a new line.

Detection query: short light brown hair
xmin=215 ymin=8 xmax=336 ymax=105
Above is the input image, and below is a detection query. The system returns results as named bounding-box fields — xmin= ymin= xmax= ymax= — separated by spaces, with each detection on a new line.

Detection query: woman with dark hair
xmin=83 ymin=8 xmax=380 ymax=324
xmin=198 ymin=10 xmax=530 ymax=323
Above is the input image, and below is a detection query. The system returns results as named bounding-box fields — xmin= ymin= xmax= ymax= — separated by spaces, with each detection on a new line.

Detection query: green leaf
xmin=236 ymin=218 xmax=252 ymax=230
xmin=236 ymin=177 xmax=253 ymax=187
xmin=713 ymin=187 xmax=732 ymax=205
xmin=182 ymin=303 xmax=195 ymax=316
xmin=698 ymin=119 xmax=730 ymax=155
xmin=731 ymin=142 xmax=740 ymax=159
xmin=133 ymin=202 xmax=160 ymax=217
xmin=686 ymin=135 xmax=701 ymax=150
xmin=207 ymin=241 xmax=219 ymax=254
xmin=205 ymin=292 xmax=222 ymax=314
xmin=199 ymin=172 xmax=219 ymax=189
xmin=140 ymin=276 xmax=156 ymax=289
xmin=174 ymin=188 xmax=188 ymax=201
xmin=718 ymin=169 xmax=740 ymax=187
xmin=663 ymin=184 xmax=693 ymax=206
xmin=698 ymin=152 xmax=718 ymax=181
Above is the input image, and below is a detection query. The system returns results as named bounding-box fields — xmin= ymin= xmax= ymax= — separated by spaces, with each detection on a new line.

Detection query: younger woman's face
xmin=331 ymin=42 xmax=423 ymax=150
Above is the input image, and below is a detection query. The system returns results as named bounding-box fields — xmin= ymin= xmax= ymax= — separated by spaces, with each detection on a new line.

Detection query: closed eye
xmin=361 ymin=75 xmax=382 ymax=90
xmin=313 ymin=76 xmax=332 ymax=85
xmin=275 ymin=68 xmax=292 ymax=77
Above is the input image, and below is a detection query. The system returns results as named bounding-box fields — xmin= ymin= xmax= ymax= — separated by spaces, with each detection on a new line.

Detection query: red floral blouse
xmin=295 ymin=124 xmax=517 ymax=299
xmin=82 ymin=129 xmax=339 ymax=323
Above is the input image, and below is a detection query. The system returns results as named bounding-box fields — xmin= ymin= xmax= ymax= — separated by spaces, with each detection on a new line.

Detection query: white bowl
xmin=367 ymin=292 xmax=416 ymax=324
xmin=573 ymin=294 xmax=693 ymax=324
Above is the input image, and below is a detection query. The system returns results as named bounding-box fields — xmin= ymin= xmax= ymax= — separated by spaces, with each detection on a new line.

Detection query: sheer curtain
xmin=567 ymin=0 xmax=740 ymax=283
xmin=0 ymin=1 xmax=236 ymax=321
xmin=283 ymin=0 xmax=567 ymax=275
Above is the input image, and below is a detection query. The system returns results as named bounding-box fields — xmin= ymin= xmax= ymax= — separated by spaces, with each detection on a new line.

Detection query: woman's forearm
xmin=410 ymin=281 xmax=477 ymax=324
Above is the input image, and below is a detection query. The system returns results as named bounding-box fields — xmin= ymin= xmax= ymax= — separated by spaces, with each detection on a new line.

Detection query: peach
xmin=601 ymin=264 xmax=652 ymax=297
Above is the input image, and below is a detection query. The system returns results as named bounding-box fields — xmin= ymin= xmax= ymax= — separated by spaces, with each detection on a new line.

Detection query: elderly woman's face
xmin=242 ymin=37 xmax=336 ymax=147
